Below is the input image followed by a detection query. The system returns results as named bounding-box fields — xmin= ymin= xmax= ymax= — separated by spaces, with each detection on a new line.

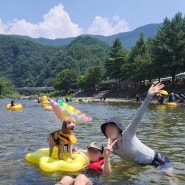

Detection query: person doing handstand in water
xmin=101 ymin=82 xmax=171 ymax=167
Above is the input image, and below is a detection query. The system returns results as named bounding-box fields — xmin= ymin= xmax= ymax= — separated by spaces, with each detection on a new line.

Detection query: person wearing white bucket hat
xmin=101 ymin=82 xmax=171 ymax=167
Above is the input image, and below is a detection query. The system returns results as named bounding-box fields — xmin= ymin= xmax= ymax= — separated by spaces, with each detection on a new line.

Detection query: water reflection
xmin=0 ymin=99 xmax=185 ymax=184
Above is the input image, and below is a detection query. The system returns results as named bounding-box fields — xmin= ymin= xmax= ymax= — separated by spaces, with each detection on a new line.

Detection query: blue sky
xmin=0 ymin=0 xmax=184 ymax=39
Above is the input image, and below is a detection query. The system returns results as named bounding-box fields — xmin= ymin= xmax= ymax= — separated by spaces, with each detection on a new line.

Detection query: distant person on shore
xmin=55 ymin=140 xmax=116 ymax=185
xmin=136 ymin=93 xmax=140 ymax=102
xmin=101 ymin=82 xmax=172 ymax=168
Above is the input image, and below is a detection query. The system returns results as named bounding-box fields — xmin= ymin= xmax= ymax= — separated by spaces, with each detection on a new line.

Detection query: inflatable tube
xmin=25 ymin=147 xmax=89 ymax=172
xmin=6 ymin=104 xmax=23 ymax=110
xmin=83 ymin=99 xmax=88 ymax=103
xmin=167 ymin=102 xmax=177 ymax=107
xmin=42 ymin=96 xmax=48 ymax=101
xmin=83 ymin=99 xmax=92 ymax=103
xmin=72 ymin=100 xmax=79 ymax=104
xmin=160 ymin=90 xmax=168 ymax=95
xmin=50 ymin=99 xmax=92 ymax=123
xmin=42 ymin=100 xmax=50 ymax=107
xmin=44 ymin=105 xmax=52 ymax=111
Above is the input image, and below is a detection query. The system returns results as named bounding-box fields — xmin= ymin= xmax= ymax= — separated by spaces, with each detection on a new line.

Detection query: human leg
xmin=74 ymin=174 xmax=92 ymax=185
xmin=55 ymin=175 xmax=75 ymax=185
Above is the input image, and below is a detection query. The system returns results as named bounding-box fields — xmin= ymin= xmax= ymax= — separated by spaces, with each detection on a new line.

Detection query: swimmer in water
xmin=101 ymin=82 xmax=171 ymax=167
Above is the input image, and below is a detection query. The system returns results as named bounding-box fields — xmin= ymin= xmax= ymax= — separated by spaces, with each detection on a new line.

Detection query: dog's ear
xmin=62 ymin=120 xmax=67 ymax=130
xmin=62 ymin=120 xmax=69 ymax=134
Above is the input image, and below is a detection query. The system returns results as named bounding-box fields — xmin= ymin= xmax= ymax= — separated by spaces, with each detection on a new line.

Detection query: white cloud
xmin=0 ymin=4 xmax=129 ymax=39
xmin=33 ymin=4 xmax=83 ymax=39
xmin=0 ymin=19 xmax=6 ymax=34
xmin=8 ymin=19 xmax=35 ymax=36
xmin=0 ymin=3 xmax=83 ymax=39
xmin=88 ymin=15 xmax=129 ymax=36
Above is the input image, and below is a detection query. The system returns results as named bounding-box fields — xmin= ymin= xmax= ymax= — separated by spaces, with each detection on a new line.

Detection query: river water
xmin=0 ymin=99 xmax=185 ymax=185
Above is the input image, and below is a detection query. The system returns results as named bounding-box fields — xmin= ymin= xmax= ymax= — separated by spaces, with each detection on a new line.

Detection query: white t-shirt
xmin=113 ymin=93 xmax=155 ymax=164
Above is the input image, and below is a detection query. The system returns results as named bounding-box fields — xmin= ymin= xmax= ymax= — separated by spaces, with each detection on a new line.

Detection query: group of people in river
xmin=56 ymin=82 xmax=173 ymax=185
xmin=158 ymin=92 xmax=185 ymax=104
xmin=136 ymin=90 xmax=185 ymax=105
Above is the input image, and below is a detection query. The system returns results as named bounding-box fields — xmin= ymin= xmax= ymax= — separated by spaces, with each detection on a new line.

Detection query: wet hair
xmin=11 ymin=100 xmax=15 ymax=104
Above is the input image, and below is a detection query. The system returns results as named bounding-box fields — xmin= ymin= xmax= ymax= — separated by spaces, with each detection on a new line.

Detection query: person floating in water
xmin=10 ymin=100 xmax=15 ymax=107
xmin=101 ymin=82 xmax=171 ymax=167
xmin=168 ymin=92 xmax=176 ymax=102
xmin=158 ymin=93 xmax=164 ymax=104
xmin=55 ymin=140 xmax=116 ymax=185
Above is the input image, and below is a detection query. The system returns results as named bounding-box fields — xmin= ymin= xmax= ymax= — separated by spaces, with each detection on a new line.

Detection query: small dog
xmin=47 ymin=116 xmax=76 ymax=160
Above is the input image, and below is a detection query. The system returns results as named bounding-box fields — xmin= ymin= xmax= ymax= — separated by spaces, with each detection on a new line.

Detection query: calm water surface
xmin=0 ymin=99 xmax=185 ymax=185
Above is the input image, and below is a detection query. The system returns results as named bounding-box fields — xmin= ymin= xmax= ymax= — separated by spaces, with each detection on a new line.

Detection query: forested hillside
xmin=0 ymin=35 xmax=58 ymax=87
xmin=0 ymin=35 xmax=109 ymax=87
xmin=1 ymin=13 xmax=184 ymax=93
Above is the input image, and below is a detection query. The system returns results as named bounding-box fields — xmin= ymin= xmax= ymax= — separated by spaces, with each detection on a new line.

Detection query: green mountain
xmin=33 ymin=23 xmax=161 ymax=49
xmin=0 ymin=23 xmax=161 ymax=88
xmin=0 ymin=35 xmax=109 ymax=87
xmin=97 ymin=23 xmax=162 ymax=49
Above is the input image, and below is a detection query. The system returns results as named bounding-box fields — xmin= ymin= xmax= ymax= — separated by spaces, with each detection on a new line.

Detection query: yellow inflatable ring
xmin=44 ymin=105 xmax=52 ymax=111
xmin=6 ymin=104 xmax=23 ymax=110
xmin=42 ymin=96 xmax=48 ymax=101
xmin=72 ymin=100 xmax=79 ymax=104
xmin=42 ymin=100 xmax=50 ymax=107
xmin=25 ymin=147 xmax=89 ymax=172
xmin=167 ymin=102 xmax=177 ymax=107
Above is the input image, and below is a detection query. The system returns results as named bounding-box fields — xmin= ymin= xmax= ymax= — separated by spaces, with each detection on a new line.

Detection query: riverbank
xmin=74 ymin=89 xmax=160 ymax=104
xmin=76 ymin=97 xmax=162 ymax=105
xmin=74 ymin=84 xmax=185 ymax=104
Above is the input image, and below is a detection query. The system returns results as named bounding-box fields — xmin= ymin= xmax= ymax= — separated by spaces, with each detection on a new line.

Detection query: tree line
xmin=54 ymin=12 xmax=185 ymax=92
xmin=0 ymin=12 xmax=185 ymax=95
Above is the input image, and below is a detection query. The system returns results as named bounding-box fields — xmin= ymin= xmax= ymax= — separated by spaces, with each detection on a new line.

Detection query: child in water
xmin=55 ymin=140 xmax=116 ymax=185
xmin=101 ymin=82 xmax=171 ymax=167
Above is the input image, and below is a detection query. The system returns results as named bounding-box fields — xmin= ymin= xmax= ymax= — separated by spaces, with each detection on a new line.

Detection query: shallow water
xmin=0 ymin=99 xmax=185 ymax=185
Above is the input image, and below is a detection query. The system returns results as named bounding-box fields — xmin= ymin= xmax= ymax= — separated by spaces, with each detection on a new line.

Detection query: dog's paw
xmin=58 ymin=156 xmax=62 ymax=160
xmin=71 ymin=155 xmax=76 ymax=160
